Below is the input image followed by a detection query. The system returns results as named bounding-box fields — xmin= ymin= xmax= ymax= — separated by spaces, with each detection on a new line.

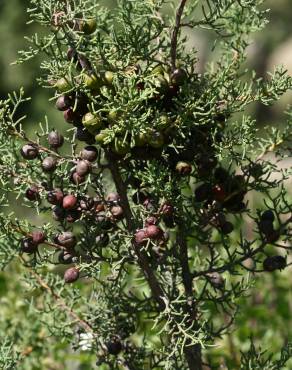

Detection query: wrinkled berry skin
xmin=20 ymin=144 xmax=39 ymax=160
xmin=71 ymin=171 xmax=86 ymax=185
xmin=263 ymin=255 xmax=286 ymax=272
xmin=48 ymin=131 xmax=64 ymax=148
xmin=64 ymin=267 xmax=79 ymax=283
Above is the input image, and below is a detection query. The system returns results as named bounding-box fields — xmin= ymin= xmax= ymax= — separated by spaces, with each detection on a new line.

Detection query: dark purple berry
xmin=106 ymin=338 xmax=122 ymax=355
xmin=42 ymin=156 xmax=57 ymax=172
xmin=52 ymin=205 xmax=65 ymax=221
xmin=55 ymin=95 xmax=72 ymax=111
xmin=66 ymin=209 xmax=81 ymax=223
xmin=170 ymin=68 xmax=187 ymax=85
xmin=21 ymin=237 xmax=38 ymax=254
xmin=25 ymin=186 xmax=39 ymax=201
xmin=20 ymin=144 xmax=38 ymax=160
xmin=259 ymin=219 xmax=274 ymax=235
xmin=75 ymin=126 xmax=95 ymax=144
xmin=64 ymin=108 xmax=81 ymax=124
xmin=261 ymin=210 xmax=275 ymax=222
xmin=80 ymin=146 xmax=98 ymax=162
xmin=47 ymin=189 xmax=64 ymax=205
xmin=48 ymin=131 xmax=64 ymax=148
xmin=263 ymin=255 xmax=286 ymax=272
xmin=195 ymin=183 xmax=212 ymax=202
xmin=221 ymin=222 xmax=234 ymax=235
xmin=71 ymin=171 xmax=86 ymax=185
xmin=76 ymin=160 xmax=91 ymax=176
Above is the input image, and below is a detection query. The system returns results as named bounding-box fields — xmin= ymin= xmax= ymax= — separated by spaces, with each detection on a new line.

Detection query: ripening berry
xmin=80 ymin=146 xmax=98 ymax=162
xmin=67 ymin=47 xmax=78 ymax=62
xmin=64 ymin=267 xmax=79 ymax=283
xmin=134 ymin=229 xmax=147 ymax=245
xmin=106 ymin=193 xmax=120 ymax=203
xmin=21 ymin=237 xmax=38 ymax=254
xmin=160 ymin=202 xmax=174 ymax=216
xmin=106 ymin=338 xmax=122 ymax=355
xmin=147 ymin=131 xmax=164 ymax=148
xmin=145 ymin=216 xmax=158 ymax=227
xmin=62 ymin=194 xmax=78 ymax=210
xmin=47 ymin=130 xmax=64 ymax=148
xmin=56 ymin=231 xmax=77 ymax=249
xmin=146 ymin=225 xmax=163 ymax=240
xmin=55 ymin=95 xmax=72 ymax=111
xmin=25 ymin=186 xmax=39 ymax=201
xmin=110 ymin=205 xmax=124 ymax=219
xmin=76 ymin=160 xmax=91 ymax=176
xmin=175 ymin=161 xmax=192 ymax=176
xmin=47 ymin=189 xmax=64 ymax=205
xmin=71 ymin=171 xmax=86 ymax=185
xmin=31 ymin=230 xmax=46 ymax=245
xmin=77 ymin=18 xmax=97 ymax=35
xmin=20 ymin=144 xmax=39 ymax=160
xmin=263 ymin=255 xmax=286 ymax=272
xmin=42 ymin=156 xmax=57 ymax=172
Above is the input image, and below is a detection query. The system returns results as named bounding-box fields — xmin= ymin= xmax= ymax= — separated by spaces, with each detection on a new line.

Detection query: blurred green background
xmin=0 ymin=0 xmax=291 ymax=369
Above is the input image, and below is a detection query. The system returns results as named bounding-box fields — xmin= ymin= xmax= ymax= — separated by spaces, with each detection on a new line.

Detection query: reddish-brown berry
xmin=63 ymin=194 xmax=78 ymax=210
xmin=64 ymin=267 xmax=79 ymax=283
xmin=31 ymin=230 xmax=46 ymax=244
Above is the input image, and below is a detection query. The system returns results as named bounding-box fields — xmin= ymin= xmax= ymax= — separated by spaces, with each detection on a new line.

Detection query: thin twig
xmin=170 ymin=0 xmax=188 ymax=70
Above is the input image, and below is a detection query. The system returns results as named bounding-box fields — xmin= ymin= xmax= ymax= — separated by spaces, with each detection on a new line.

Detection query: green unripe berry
xmin=95 ymin=129 xmax=111 ymax=145
xmin=104 ymin=71 xmax=114 ymax=85
xmin=112 ymin=138 xmax=130 ymax=155
xmin=54 ymin=77 xmax=71 ymax=93
xmin=83 ymin=73 xmax=103 ymax=90
xmin=82 ymin=113 xmax=103 ymax=135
